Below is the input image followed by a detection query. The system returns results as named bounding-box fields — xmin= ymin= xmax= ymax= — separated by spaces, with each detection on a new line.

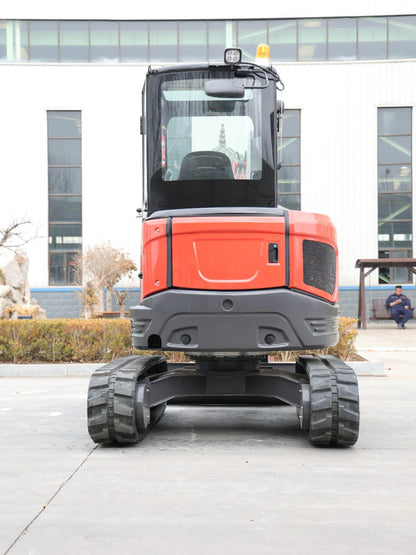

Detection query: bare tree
xmin=73 ymin=243 xmax=137 ymax=313
xmin=0 ymin=219 xmax=35 ymax=253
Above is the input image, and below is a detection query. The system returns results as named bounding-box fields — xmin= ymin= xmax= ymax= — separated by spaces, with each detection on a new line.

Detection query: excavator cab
xmin=87 ymin=46 xmax=360 ymax=447
xmin=143 ymin=57 xmax=279 ymax=214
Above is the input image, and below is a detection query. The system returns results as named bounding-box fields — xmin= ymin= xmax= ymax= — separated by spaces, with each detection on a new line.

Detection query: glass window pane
xmin=208 ymin=21 xmax=235 ymax=61
xmin=49 ymin=253 xmax=66 ymax=284
xmin=278 ymin=166 xmax=300 ymax=192
xmin=49 ymin=252 xmax=78 ymax=285
xmin=48 ymin=139 xmax=82 ymax=166
xmin=120 ymin=21 xmax=148 ymax=62
xmin=237 ymin=20 xmax=267 ymax=61
xmin=49 ymin=224 xmax=82 ymax=250
xmin=29 ymin=20 xmax=58 ymax=62
xmin=378 ymin=136 xmax=411 ymax=164
xmin=66 ymin=252 xmax=78 ymax=284
xmin=278 ymin=193 xmax=300 ymax=210
xmin=150 ymin=21 xmax=177 ymax=63
xmin=49 ymin=196 xmax=82 ymax=223
xmin=269 ymin=20 xmax=297 ymax=62
xmin=378 ymin=193 xmax=412 ymax=220
xmin=179 ymin=21 xmax=207 ymax=62
xmin=49 ymin=167 xmax=82 ymax=194
xmin=299 ymin=19 xmax=326 ymax=61
xmin=282 ymin=110 xmax=300 ymax=136
xmin=358 ymin=17 xmax=387 ymax=59
xmin=90 ymin=21 xmax=119 ymax=62
xmin=48 ymin=111 xmax=81 ymax=138
xmin=378 ymin=248 xmax=413 ymax=284
xmin=378 ymin=222 xmax=413 ymax=248
xmin=0 ymin=20 xmax=32 ymax=62
xmin=389 ymin=16 xmax=416 ymax=59
xmin=60 ymin=21 xmax=89 ymax=62
xmin=378 ymin=165 xmax=412 ymax=192
xmin=328 ymin=18 xmax=357 ymax=60
xmin=4 ymin=20 xmax=29 ymax=62
xmin=378 ymin=107 xmax=411 ymax=135
xmin=279 ymin=137 xmax=300 ymax=164
xmin=0 ymin=20 xmax=6 ymax=61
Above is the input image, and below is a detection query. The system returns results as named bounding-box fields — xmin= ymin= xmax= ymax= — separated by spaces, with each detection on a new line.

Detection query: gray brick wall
xmin=31 ymin=289 xmax=141 ymax=319
xmin=339 ymin=287 xmax=416 ymax=320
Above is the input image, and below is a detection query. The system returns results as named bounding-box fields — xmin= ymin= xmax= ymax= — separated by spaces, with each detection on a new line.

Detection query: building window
xmin=358 ymin=17 xmax=387 ymax=60
xmin=149 ymin=21 xmax=178 ymax=63
xmin=48 ymin=111 xmax=82 ymax=285
xmin=90 ymin=21 xmax=119 ymax=62
xmin=120 ymin=21 xmax=148 ymax=62
xmin=298 ymin=19 xmax=326 ymax=61
xmin=269 ymin=19 xmax=297 ymax=62
xmin=388 ymin=15 xmax=416 ymax=59
xmin=2 ymin=16 xmax=416 ymax=64
xmin=29 ymin=20 xmax=58 ymax=62
xmin=179 ymin=21 xmax=207 ymax=62
xmin=328 ymin=17 xmax=357 ymax=60
xmin=60 ymin=20 xmax=89 ymax=63
xmin=378 ymin=107 xmax=412 ymax=283
xmin=278 ymin=109 xmax=301 ymax=210
xmin=208 ymin=20 xmax=235 ymax=60
xmin=237 ymin=20 xmax=267 ymax=61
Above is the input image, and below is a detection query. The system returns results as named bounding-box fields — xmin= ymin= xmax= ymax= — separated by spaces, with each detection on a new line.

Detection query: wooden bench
xmin=370 ymin=298 xmax=414 ymax=320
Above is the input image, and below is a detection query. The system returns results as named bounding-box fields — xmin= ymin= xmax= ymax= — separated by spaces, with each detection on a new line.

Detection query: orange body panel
xmin=288 ymin=211 xmax=339 ymax=303
xmin=171 ymin=217 xmax=286 ymax=290
xmin=140 ymin=219 xmax=168 ymax=300
xmin=140 ymin=210 xmax=338 ymax=303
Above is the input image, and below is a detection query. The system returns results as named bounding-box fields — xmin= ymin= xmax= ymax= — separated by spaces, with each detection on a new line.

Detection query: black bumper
xmin=130 ymin=288 xmax=339 ymax=354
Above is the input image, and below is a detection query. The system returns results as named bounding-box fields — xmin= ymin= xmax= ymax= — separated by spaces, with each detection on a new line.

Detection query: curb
xmin=0 ymin=363 xmax=103 ymax=377
xmin=347 ymin=360 xmax=385 ymax=376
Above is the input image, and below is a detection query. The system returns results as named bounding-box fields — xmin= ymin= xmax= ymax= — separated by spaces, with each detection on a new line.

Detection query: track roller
xmin=297 ymin=355 xmax=360 ymax=446
xmin=87 ymin=354 xmax=167 ymax=445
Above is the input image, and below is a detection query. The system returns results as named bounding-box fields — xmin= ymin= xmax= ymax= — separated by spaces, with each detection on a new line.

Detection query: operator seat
xmin=178 ymin=151 xmax=234 ymax=180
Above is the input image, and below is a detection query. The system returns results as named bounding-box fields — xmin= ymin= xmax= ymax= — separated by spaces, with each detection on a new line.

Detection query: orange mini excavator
xmin=87 ymin=45 xmax=359 ymax=447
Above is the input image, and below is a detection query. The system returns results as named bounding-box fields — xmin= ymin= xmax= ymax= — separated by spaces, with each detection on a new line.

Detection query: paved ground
xmin=1 ymin=322 xmax=415 ymax=554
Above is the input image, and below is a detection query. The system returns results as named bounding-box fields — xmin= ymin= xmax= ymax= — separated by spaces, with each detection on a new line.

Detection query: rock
xmin=0 ymin=297 xmax=13 ymax=319
xmin=0 ymin=250 xmax=46 ymax=319
xmin=3 ymin=250 xmax=30 ymax=304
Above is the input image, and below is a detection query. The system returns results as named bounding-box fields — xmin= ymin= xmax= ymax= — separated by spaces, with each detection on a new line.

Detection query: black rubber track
xmin=87 ymin=354 xmax=167 ymax=445
xmin=298 ymin=355 xmax=360 ymax=446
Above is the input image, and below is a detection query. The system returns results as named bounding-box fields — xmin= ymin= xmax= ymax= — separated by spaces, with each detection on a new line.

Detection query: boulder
xmin=3 ymin=250 xmax=30 ymax=304
xmin=0 ymin=297 xmax=13 ymax=319
xmin=0 ymin=249 xmax=46 ymax=319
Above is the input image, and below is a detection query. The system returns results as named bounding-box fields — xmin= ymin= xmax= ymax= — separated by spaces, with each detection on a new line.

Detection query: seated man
xmin=386 ymin=285 xmax=412 ymax=328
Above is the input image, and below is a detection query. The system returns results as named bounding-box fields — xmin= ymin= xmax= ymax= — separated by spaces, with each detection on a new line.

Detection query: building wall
xmin=1 ymin=58 xmax=415 ymax=288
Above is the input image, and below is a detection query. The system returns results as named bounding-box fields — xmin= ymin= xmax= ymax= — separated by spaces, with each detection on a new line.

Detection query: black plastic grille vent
xmin=302 ymin=240 xmax=336 ymax=295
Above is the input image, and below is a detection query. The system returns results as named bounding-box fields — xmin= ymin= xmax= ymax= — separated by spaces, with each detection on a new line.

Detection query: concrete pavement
xmin=1 ymin=322 xmax=415 ymax=554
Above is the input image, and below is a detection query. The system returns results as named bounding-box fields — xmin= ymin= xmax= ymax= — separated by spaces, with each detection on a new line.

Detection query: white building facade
xmin=1 ymin=1 xmax=415 ymax=316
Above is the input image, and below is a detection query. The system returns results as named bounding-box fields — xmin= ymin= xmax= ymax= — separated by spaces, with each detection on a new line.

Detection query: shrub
xmin=0 ymin=319 xmax=135 ymax=363
xmin=0 ymin=316 xmax=359 ymax=364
